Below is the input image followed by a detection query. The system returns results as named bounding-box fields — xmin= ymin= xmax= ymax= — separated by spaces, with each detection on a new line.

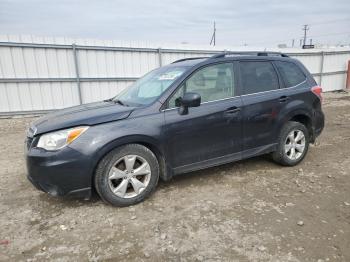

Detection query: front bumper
xmin=26 ymin=140 xmax=93 ymax=199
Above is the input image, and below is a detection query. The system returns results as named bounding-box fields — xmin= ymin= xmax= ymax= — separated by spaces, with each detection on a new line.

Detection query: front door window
xmin=168 ymin=63 xmax=235 ymax=108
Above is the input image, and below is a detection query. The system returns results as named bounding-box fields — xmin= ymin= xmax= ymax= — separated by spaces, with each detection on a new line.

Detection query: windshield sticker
xmin=157 ymin=71 xmax=184 ymax=80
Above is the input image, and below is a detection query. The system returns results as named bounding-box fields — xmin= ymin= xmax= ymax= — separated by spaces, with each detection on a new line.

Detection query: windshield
xmin=113 ymin=66 xmax=187 ymax=106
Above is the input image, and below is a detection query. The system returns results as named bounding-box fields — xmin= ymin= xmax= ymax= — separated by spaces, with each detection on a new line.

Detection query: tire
xmin=272 ymin=121 xmax=310 ymax=166
xmin=94 ymin=144 xmax=159 ymax=207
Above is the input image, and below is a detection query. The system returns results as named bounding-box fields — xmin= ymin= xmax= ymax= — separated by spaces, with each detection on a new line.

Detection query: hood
xmin=32 ymin=101 xmax=134 ymax=135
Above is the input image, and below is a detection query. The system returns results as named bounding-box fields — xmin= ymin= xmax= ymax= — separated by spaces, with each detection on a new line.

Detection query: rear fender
xmin=275 ymin=101 xmax=313 ymax=141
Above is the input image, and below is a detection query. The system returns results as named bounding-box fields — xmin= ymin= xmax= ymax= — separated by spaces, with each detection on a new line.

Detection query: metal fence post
xmin=346 ymin=60 xmax=350 ymax=89
xmin=158 ymin=48 xmax=162 ymax=67
xmin=319 ymin=51 xmax=325 ymax=86
xmin=72 ymin=43 xmax=83 ymax=104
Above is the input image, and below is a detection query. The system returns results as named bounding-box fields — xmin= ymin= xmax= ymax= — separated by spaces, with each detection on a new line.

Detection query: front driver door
xmin=162 ymin=62 xmax=243 ymax=174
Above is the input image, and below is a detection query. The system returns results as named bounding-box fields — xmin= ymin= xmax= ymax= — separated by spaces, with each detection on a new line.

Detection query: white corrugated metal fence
xmin=0 ymin=35 xmax=349 ymax=114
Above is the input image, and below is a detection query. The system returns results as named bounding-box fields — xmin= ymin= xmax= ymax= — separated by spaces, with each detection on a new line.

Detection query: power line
xmin=309 ymin=18 xmax=350 ymax=26
xmin=309 ymin=31 xmax=350 ymax=38
xmin=241 ymin=18 xmax=350 ymax=46
xmin=246 ymin=31 xmax=350 ymax=46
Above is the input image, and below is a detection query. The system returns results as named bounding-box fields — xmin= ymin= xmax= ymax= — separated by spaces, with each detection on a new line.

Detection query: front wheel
xmin=94 ymin=144 xmax=159 ymax=207
xmin=272 ymin=121 xmax=309 ymax=166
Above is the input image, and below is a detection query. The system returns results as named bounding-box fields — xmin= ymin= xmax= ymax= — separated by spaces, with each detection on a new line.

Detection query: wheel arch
xmin=283 ymin=109 xmax=315 ymax=143
xmin=91 ymin=135 xmax=170 ymax=188
xmin=289 ymin=114 xmax=314 ymax=141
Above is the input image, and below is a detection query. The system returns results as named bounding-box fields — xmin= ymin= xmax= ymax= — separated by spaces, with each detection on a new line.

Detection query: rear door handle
xmin=225 ymin=106 xmax=241 ymax=114
xmin=279 ymin=96 xmax=289 ymax=103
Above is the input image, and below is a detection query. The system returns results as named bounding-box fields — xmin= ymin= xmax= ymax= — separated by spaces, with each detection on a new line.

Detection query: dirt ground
xmin=0 ymin=92 xmax=349 ymax=262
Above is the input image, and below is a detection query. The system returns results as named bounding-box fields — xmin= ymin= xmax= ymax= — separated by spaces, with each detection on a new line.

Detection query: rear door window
xmin=275 ymin=61 xmax=306 ymax=87
xmin=239 ymin=61 xmax=279 ymax=95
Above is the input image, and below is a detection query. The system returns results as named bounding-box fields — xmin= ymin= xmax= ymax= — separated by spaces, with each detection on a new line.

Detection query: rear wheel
xmin=272 ymin=121 xmax=309 ymax=166
xmin=94 ymin=144 xmax=159 ymax=207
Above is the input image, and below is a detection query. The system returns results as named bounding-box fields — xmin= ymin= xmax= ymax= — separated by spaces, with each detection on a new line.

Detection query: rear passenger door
xmin=239 ymin=60 xmax=284 ymax=154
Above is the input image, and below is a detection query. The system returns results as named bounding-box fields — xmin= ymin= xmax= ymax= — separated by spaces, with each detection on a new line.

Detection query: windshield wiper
xmin=114 ymin=99 xmax=127 ymax=106
xmin=103 ymin=98 xmax=128 ymax=106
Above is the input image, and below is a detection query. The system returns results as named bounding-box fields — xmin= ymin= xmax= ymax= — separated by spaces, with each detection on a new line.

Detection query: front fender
xmin=94 ymin=134 xmax=164 ymax=161
xmin=92 ymin=134 xmax=170 ymax=181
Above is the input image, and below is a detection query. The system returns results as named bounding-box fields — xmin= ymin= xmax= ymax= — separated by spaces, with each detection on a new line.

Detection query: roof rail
xmin=171 ymin=57 xmax=209 ymax=64
xmin=210 ymin=51 xmax=289 ymax=59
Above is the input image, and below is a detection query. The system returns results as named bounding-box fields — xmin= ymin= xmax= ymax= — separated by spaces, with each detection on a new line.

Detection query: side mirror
xmin=176 ymin=92 xmax=201 ymax=115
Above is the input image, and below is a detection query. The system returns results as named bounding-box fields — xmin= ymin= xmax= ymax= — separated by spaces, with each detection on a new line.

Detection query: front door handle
xmin=225 ymin=106 xmax=241 ymax=114
xmin=279 ymin=96 xmax=289 ymax=103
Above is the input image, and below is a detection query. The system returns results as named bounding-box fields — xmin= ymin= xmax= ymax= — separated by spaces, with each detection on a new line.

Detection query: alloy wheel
xmin=284 ymin=129 xmax=306 ymax=160
xmin=108 ymin=155 xmax=151 ymax=198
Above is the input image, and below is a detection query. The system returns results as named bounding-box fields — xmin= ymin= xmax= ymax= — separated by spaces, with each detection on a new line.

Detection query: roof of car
xmin=169 ymin=51 xmax=292 ymax=67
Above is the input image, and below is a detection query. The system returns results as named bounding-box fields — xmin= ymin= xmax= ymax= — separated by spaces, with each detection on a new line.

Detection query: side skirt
xmin=173 ymin=143 xmax=277 ymax=176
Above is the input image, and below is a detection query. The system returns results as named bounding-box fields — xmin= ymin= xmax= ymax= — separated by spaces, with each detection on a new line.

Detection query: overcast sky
xmin=0 ymin=0 xmax=349 ymax=47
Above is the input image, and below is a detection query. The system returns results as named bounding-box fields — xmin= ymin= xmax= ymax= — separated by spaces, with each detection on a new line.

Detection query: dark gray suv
xmin=26 ymin=51 xmax=324 ymax=207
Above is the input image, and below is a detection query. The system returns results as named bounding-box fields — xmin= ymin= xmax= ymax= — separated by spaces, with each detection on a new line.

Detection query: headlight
xmin=37 ymin=126 xmax=89 ymax=151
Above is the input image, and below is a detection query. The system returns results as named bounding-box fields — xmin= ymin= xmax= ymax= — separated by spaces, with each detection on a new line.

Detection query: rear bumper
xmin=26 ymin=145 xmax=93 ymax=199
xmin=314 ymin=110 xmax=325 ymax=138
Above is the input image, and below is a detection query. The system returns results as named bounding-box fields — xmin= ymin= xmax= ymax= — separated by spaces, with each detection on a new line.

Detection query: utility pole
xmin=302 ymin=24 xmax=309 ymax=46
xmin=292 ymin=39 xmax=295 ymax=48
xmin=210 ymin=21 xmax=216 ymax=46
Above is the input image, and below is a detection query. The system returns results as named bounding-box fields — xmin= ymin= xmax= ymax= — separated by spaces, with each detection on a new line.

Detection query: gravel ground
xmin=0 ymin=92 xmax=349 ymax=262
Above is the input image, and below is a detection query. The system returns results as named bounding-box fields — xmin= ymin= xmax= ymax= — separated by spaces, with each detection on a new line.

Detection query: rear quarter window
xmin=275 ymin=61 xmax=306 ymax=87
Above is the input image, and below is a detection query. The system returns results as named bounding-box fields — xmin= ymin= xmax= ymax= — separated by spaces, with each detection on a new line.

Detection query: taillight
xmin=311 ymin=86 xmax=323 ymax=103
